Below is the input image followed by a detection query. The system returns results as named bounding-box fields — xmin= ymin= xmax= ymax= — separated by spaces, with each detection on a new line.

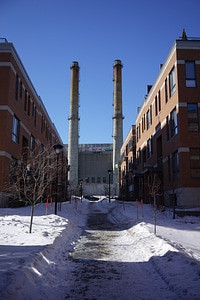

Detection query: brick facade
xmin=134 ymin=37 xmax=200 ymax=207
xmin=0 ymin=40 xmax=67 ymax=206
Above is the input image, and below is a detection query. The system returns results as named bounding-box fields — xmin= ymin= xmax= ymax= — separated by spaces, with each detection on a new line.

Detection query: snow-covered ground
xmin=0 ymin=198 xmax=200 ymax=299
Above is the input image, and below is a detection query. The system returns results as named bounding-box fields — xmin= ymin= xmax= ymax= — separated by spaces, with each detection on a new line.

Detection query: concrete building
xmin=135 ymin=31 xmax=200 ymax=207
xmin=65 ymin=143 xmax=113 ymax=197
xmin=78 ymin=143 xmax=113 ymax=196
xmin=0 ymin=39 xmax=67 ymax=207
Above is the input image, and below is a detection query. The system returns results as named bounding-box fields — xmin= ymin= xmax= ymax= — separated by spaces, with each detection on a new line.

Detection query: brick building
xmin=135 ymin=32 xmax=200 ymax=207
xmin=0 ymin=39 xmax=67 ymax=206
xmin=120 ymin=125 xmax=136 ymax=200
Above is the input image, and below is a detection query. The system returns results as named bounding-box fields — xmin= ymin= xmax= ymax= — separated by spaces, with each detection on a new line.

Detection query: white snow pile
xmin=0 ymin=198 xmax=200 ymax=300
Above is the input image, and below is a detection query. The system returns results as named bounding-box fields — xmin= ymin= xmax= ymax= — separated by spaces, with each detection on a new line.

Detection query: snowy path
xmin=65 ymin=202 xmax=179 ymax=300
xmin=1 ymin=200 xmax=200 ymax=300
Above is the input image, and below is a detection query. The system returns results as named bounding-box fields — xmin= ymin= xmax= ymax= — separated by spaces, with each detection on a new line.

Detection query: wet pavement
xmin=65 ymin=202 xmax=177 ymax=300
xmin=65 ymin=202 xmax=132 ymax=299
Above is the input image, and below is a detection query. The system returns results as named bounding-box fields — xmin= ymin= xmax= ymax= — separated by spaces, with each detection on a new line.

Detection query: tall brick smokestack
xmin=68 ymin=61 xmax=80 ymax=189
xmin=113 ymin=60 xmax=123 ymax=196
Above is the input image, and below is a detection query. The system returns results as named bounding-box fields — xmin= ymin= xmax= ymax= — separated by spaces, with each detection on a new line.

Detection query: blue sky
xmin=1 ymin=0 xmax=200 ymax=144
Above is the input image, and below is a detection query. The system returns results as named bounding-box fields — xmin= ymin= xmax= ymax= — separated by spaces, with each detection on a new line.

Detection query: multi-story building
xmin=120 ymin=125 xmax=136 ymax=200
xmin=135 ymin=31 xmax=200 ymax=208
xmin=0 ymin=39 xmax=67 ymax=207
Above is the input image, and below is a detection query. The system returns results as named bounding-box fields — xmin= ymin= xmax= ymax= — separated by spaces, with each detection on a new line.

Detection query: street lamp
xmin=53 ymin=143 xmax=63 ymax=215
xmin=108 ymin=169 xmax=112 ymax=203
xmin=80 ymin=179 xmax=83 ymax=202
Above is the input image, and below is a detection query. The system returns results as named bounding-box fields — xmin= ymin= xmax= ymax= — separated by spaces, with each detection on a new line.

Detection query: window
xmin=10 ymin=157 xmax=18 ymax=184
xmin=24 ymin=90 xmax=27 ymax=112
xmin=146 ymin=106 xmax=152 ymax=129
xmin=155 ymin=96 xmax=158 ymax=116
xmin=32 ymin=103 xmax=37 ymax=126
xmin=143 ymin=114 xmax=145 ymax=131
xmin=103 ymin=177 xmax=106 ymax=183
xmin=20 ymin=80 xmax=23 ymax=99
xmin=172 ymin=151 xmax=179 ymax=174
xmin=97 ymin=177 xmax=100 ymax=183
xmin=169 ymin=67 xmax=176 ymax=97
xmin=167 ymin=155 xmax=171 ymax=182
xmin=171 ymin=107 xmax=178 ymax=137
xmin=15 ymin=74 xmax=19 ymax=100
xmin=32 ymin=102 xmax=35 ymax=117
xmin=41 ymin=116 xmax=45 ymax=133
xmin=185 ymin=61 xmax=196 ymax=87
xmin=187 ymin=103 xmax=199 ymax=131
xmin=190 ymin=148 xmax=200 ymax=177
xmin=157 ymin=135 xmax=162 ymax=159
xmin=165 ymin=78 xmax=168 ymax=103
xmin=137 ymin=149 xmax=141 ymax=164
xmin=30 ymin=135 xmax=35 ymax=153
xmin=136 ymin=126 xmax=139 ymax=142
xmin=147 ymin=137 xmax=153 ymax=158
xmin=138 ymin=124 xmax=141 ymax=139
xmin=142 ymin=115 xmax=145 ymax=132
xmin=158 ymin=90 xmax=161 ymax=112
xmin=27 ymin=95 xmax=31 ymax=116
xmin=166 ymin=116 xmax=170 ymax=140
xmin=92 ymin=177 xmax=95 ymax=183
xmin=12 ymin=116 xmax=20 ymax=144
xmin=155 ymin=92 xmax=161 ymax=116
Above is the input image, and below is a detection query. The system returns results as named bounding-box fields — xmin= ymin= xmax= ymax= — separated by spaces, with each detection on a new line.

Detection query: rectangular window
xmin=172 ymin=150 xmax=179 ymax=174
xmin=187 ymin=103 xmax=199 ymax=131
xmin=12 ymin=116 xmax=20 ymax=144
xmin=30 ymin=135 xmax=35 ymax=153
xmin=97 ymin=177 xmax=100 ymax=183
xmin=27 ymin=95 xmax=31 ymax=116
xmin=143 ymin=114 xmax=145 ymax=130
xmin=103 ymin=177 xmax=106 ymax=183
xmin=155 ymin=96 xmax=158 ymax=116
xmin=147 ymin=137 xmax=153 ymax=158
xmin=41 ymin=117 xmax=45 ymax=133
xmin=24 ymin=90 xmax=27 ymax=112
xmin=136 ymin=126 xmax=139 ymax=142
xmin=169 ymin=67 xmax=176 ymax=97
xmin=32 ymin=102 xmax=35 ymax=117
xmin=138 ymin=123 xmax=141 ymax=139
xmin=190 ymin=148 xmax=200 ymax=177
xmin=158 ymin=90 xmax=161 ymax=112
xmin=92 ymin=177 xmax=95 ymax=183
xmin=15 ymin=74 xmax=19 ymax=100
xmin=171 ymin=107 xmax=178 ymax=137
xmin=185 ymin=61 xmax=196 ymax=87
xmin=34 ymin=109 xmax=37 ymax=126
xmin=20 ymin=80 xmax=23 ymax=99
xmin=165 ymin=78 xmax=168 ymax=103
xmin=142 ymin=116 xmax=145 ymax=132
xmin=32 ymin=103 xmax=37 ymax=126
xmin=166 ymin=116 xmax=170 ymax=140
xmin=137 ymin=149 xmax=141 ymax=164
xmin=168 ymin=155 xmax=171 ymax=182
xmin=146 ymin=110 xmax=149 ymax=129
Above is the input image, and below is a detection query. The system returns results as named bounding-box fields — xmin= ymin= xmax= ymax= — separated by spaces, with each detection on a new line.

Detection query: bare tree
xmin=147 ymin=171 xmax=162 ymax=235
xmin=6 ymin=145 xmax=58 ymax=233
